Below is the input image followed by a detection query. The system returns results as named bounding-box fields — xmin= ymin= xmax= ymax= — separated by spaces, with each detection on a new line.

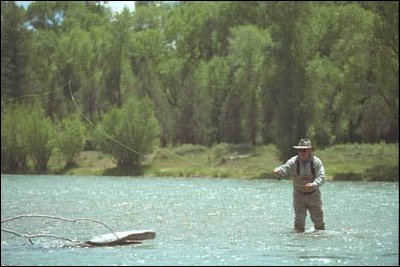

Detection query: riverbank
xmin=42 ymin=142 xmax=398 ymax=182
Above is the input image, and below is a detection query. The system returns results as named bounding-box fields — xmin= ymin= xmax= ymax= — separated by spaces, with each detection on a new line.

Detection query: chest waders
xmin=294 ymin=156 xmax=325 ymax=232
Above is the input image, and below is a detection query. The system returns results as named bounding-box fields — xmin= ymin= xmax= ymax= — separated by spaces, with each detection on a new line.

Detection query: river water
xmin=1 ymin=175 xmax=398 ymax=266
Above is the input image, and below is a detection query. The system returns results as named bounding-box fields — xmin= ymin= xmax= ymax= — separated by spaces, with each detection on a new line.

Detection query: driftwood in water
xmin=85 ymin=230 xmax=156 ymax=246
xmin=1 ymin=214 xmax=155 ymax=247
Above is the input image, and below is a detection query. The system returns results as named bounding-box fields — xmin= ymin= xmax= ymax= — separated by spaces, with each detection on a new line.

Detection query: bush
xmin=2 ymin=103 xmax=57 ymax=173
xmin=1 ymin=103 xmax=30 ymax=172
xmin=173 ymin=144 xmax=208 ymax=155
xmin=55 ymin=113 xmax=87 ymax=167
xmin=151 ymin=148 xmax=172 ymax=160
xmin=363 ymin=165 xmax=399 ymax=182
xmin=212 ymin=143 xmax=255 ymax=159
xmin=332 ymin=172 xmax=363 ymax=181
xmin=95 ymin=97 xmax=160 ymax=169
xmin=24 ymin=103 xmax=56 ymax=172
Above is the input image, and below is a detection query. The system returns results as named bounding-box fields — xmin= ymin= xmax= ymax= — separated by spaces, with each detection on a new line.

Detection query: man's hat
xmin=293 ymin=138 xmax=312 ymax=149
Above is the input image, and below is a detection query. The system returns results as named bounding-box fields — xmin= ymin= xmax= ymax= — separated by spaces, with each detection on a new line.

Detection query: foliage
xmin=54 ymin=113 xmax=87 ymax=167
xmin=1 ymin=1 xmax=398 ymax=166
xmin=2 ymin=103 xmax=56 ymax=173
xmin=212 ymin=143 xmax=256 ymax=159
xmin=24 ymin=103 xmax=56 ymax=172
xmin=172 ymin=144 xmax=208 ymax=155
xmin=317 ymin=142 xmax=398 ymax=181
xmin=41 ymin=142 xmax=398 ymax=181
xmin=1 ymin=103 xmax=30 ymax=172
xmin=1 ymin=1 xmax=34 ymax=102
xmin=94 ymin=97 xmax=160 ymax=168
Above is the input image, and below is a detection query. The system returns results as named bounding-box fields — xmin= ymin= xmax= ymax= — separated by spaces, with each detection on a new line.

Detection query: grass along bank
xmin=45 ymin=142 xmax=399 ymax=182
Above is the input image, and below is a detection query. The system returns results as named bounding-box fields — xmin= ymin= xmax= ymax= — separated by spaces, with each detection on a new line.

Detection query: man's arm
xmin=273 ymin=156 xmax=297 ymax=177
xmin=310 ymin=157 xmax=325 ymax=188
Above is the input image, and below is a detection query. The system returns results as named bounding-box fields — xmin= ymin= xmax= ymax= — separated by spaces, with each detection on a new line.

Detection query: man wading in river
xmin=273 ymin=138 xmax=326 ymax=233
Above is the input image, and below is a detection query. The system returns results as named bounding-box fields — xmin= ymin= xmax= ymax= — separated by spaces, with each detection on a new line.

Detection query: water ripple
xmin=1 ymin=175 xmax=398 ymax=266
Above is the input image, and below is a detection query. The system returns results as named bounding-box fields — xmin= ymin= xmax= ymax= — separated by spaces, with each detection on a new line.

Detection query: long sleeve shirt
xmin=275 ymin=155 xmax=325 ymax=192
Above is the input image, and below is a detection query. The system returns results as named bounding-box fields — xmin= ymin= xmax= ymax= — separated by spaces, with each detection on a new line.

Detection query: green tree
xmin=26 ymin=1 xmax=63 ymax=31
xmin=101 ymin=9 xmax=133 ymax=109
xmin=120 ymin=4 xmax=177 ymax=148
xmin=362 ymin=1 xmax=399 ymax=142
xmin=24 ymin=103 xmax=56 ymax=173
xmin=195 ymin=57 xmax=230 ymax=144
xmin=55 ymin=113 xmax=87 ymax=167
xmin=267 ymin=2 xmax=311 ymax=159
xmin=1 ymin=1 xmax=34 ymax=103
xmin=95 ymin=97 xmax=160 ymax=169
xmin=227 ymin=25 xmax=273 ymax=145
xmin=1 ymin=103 xmax=30 ymax=172
xmin=303 ymin=3 xmax=378 ymax=145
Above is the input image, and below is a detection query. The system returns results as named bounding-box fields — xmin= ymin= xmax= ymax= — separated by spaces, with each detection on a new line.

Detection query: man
xmin=273 ymin=138 xmax=326 ymax=233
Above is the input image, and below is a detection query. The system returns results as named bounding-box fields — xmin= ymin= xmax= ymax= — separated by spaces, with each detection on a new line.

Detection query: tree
xmin=303 ymin=3 xmax=380 ymax=145
xmin=24 ymin=103 xmax=56 ymax=173
xmin=95 ymin=97 xmax=160 ymax=169
xmin=267 ymin=2 xmax=311 ymax=159
xmin=55 ymin=113 xmax=87 ymax=167
xmin=1 ymin=1 xmax=34 ymax=103
xmin=363 ymin=1 xmax=399 ymax=142
xmin=1 ymin=103 xmax=30 ymax=172
xmin=227 ymin=25 xmax=273 ymax=145
xmin=195 ymin=57 xmax=230 ymax=144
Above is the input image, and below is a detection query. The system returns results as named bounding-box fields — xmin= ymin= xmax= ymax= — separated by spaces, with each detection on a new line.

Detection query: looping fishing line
xmin=68 ymin=81 xmax=209 ymax=168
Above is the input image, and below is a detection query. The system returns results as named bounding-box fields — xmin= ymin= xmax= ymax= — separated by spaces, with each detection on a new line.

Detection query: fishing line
xmin=5 ymin=92 xmax=53 ymax=102
xmin=67 ymin=80 xmax=149 ymax=158
xmin=68 ymin=80 xmax=208 ymax=168
xmin=4 ymin=81 xmax=268 ymax=172
xmin=4 ymin=81 xmax=72 ymax=103
xmin=6 ymin=80 xmax=264 ymax=171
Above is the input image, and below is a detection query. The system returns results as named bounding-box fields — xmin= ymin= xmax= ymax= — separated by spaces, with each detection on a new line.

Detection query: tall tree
xmin=267 ymin=2 xmax=311 ymax=159
xmin=1 ymin=1 xmax=33 ymax=103
xmin=362 ymin=1 xmax=399 ymax=142
xmin=227 ymin=25 xmax=272 ymax=145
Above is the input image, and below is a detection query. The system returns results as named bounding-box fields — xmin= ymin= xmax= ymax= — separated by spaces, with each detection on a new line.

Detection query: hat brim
xmin=293 ymin=146 xmax=312 ymax=149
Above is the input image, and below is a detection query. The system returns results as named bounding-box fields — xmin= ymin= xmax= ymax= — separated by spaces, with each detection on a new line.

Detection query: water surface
xmin=1 ymin=175 xmax=398 ymax=266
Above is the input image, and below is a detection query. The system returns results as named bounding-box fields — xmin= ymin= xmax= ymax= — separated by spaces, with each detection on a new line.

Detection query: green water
xmin=1 ymin=175 xmax=398 ymax=266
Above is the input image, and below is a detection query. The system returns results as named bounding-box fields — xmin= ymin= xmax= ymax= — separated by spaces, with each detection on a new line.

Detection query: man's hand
xmin=304 ymin=183 xmax=315 ymax=188
xmin=273 ymin=168 xmax=280 ymax=175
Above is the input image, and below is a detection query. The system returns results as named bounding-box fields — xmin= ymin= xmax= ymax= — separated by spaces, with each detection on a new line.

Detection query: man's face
xmin=297 ymin=148 xmax=311 ymax=160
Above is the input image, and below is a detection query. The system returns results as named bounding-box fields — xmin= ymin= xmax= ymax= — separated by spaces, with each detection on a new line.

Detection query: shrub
xmin=363 ymin=165 xmax=399 ymax=182
xmin=55 ymin=113 xmax=87 ymax=167
xmin=1 ymin=103 xmax=30 ymax=172
xmin=332 ymin=172 xmax=363 ymax=181
xmin=173 ymin=144 xmax=208 ymax=155
xmin=24 ymin=103 xmax=56 ymax=172
xmin=95 ymin=97 xmax=160 ymax=169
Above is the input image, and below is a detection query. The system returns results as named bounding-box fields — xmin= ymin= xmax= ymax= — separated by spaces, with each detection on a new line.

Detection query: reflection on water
xmin=1 ymin=175 xmax=398 ymax=266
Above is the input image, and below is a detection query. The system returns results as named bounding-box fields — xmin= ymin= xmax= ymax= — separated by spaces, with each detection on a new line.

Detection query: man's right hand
xmin=273 ymin=168 xmax=280 ymax=175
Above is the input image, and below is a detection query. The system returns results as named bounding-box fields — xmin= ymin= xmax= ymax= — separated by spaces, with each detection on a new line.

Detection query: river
xmin=1 ymin=175 xmax=398 ymax=266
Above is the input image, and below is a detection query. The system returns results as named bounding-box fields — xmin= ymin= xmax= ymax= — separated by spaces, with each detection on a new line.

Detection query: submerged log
xmin=85 ymin=230 xmax=156 ymax=246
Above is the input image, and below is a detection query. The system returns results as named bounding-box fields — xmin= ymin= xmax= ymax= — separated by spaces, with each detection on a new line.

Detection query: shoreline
xmin=2 ymin=143 xmax=398 ymax=182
